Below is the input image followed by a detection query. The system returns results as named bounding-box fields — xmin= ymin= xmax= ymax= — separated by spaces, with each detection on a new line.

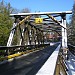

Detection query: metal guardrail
xmin=0 ymin=44 xmax=49 ymax=50
xmin=0 ymin=44 xmax=49 ymax=57
xmin=68 ymin=44 xmax=75 ymax=56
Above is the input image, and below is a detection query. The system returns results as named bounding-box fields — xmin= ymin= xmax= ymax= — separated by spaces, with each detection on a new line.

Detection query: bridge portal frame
xmin=8 ymin=11 xmax=72 ymax=55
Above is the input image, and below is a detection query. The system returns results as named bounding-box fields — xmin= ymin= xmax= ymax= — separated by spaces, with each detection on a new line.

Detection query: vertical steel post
xmin=61 ymin=14 xmax=68 ymax=58
xmin=64 ymin=20 xmax=67 ymax=48
xmin=61 ymin=14 xmax=67 ymax=48
xmin=35 ymin=29 xmax=37 ymax=45
xmin=6 ymin=23 xmax=17 ymax=55
xmin=19 ymin=25 xmax=24 ymax=45
xmin=32 ymin=27 xmax=34 ymax=45
xmin=39 ymin=31 xmax=41 ymax=44
xmin=61 ymin=18 xmax=65 ymax=48
xmin=29 ymin=29 xmax=32 ymax=45
xmin=43 ymin=33 xmax=44 ymax=45
xmin=40 ymin=31 xmax=42 ymax=44
xmin=41 ymin=31 xmax=43 ymax=44
xmin=7 ymin=23 xmax=17 ymax=46
xmin=27 ymin=28 xmax=30 ymax=45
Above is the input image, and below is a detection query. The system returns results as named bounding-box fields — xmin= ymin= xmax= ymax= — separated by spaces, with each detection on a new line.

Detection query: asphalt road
xmin=0 ymin=44 xmax=59 ymax=75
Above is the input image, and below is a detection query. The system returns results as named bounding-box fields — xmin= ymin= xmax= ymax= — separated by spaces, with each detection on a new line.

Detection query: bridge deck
xmin=36 ymin=44 xmax=61 ymax=75
xmin=0 ymin=44 xmax=59 ymax=75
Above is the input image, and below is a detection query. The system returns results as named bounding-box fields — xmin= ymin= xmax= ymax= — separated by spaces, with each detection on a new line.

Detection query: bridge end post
xmin=61 ymin=13 xmax=68 ymax=60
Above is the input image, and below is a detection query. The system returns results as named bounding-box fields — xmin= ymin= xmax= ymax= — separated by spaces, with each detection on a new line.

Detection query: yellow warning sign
xmin=35 ymin=18 xmax=43 ymax=24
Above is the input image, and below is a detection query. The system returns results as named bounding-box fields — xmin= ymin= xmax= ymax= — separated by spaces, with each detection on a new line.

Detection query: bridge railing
xmin=68 ymin=44 xmax=75 ymax=56
xmin=0 ymin=44 xmax=49 ymax=61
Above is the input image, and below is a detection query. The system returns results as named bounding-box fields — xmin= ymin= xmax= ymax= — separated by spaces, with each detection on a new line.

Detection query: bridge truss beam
xmin=7 ymin=11 xmax=72 ymax=57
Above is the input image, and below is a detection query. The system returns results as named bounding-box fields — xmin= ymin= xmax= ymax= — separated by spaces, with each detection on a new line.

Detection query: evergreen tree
xmin=69 ymin=1 xmax=75 ymax=45
xmin=0 ymin=0 xmax=13 ymax=46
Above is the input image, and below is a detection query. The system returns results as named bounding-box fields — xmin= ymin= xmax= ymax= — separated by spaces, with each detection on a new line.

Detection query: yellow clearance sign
xmin=35 ymin=18 xmax=43 ymax=24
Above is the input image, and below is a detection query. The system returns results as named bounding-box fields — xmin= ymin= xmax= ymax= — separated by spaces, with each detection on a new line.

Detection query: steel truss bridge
xmin=1 ymin=11 xmax=75 ymax=75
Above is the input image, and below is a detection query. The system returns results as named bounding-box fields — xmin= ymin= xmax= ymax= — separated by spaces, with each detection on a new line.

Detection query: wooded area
xmin=0 ymin=0 xmax=30 ymax=46
xmin=68 ymin=2 xmax=75 ymax=45
xmin=0 ymin=1 xmax=13 ymax=46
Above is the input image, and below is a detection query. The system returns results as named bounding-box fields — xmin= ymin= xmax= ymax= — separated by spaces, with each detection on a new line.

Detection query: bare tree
xmin=21 ymin=8 xmax=30 ymax=13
